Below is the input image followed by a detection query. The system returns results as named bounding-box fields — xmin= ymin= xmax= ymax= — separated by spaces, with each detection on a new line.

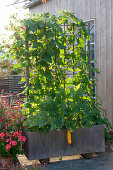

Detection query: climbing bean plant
xmin=1 ymin=11 xmax=107 ymax=132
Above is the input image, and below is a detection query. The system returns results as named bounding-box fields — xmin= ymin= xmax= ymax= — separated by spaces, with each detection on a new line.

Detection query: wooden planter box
xmin=23 ymin=125 xmax=105 ymax=160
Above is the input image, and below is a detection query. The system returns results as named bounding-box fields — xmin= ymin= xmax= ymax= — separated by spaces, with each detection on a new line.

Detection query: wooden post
xmin=25 ymin=27 xmax=29 ymax=98
xmin=87 ymin=23 xmax=91 ymax=79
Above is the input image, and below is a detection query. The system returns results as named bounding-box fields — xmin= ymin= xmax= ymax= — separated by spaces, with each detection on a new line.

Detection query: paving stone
xmin=46 ymin=151 xmax=113 ymax=170
xmin=18 ymin=151 xmax=113 ymax=170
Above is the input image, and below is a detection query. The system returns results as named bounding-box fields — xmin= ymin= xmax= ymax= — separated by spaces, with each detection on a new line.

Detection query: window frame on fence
xmin=60 ymin=19 xmax=96 ymax=95
xmin=84 ymin=19 xmax=96 ymax=95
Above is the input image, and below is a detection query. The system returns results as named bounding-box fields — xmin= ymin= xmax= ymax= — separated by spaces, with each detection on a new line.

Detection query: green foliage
xmin=1 ymin=11 xmax=111 ymax=132
xmin=59 ymin=157 xmax=62 ymax=161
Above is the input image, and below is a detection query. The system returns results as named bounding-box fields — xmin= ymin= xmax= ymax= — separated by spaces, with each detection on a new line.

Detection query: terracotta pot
xmin=0 ymin=155 xmax=12 ymax=169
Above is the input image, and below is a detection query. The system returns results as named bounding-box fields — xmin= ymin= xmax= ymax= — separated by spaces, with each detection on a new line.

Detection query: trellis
xmin=25 ymin=21 xmax=95 ymax=97
xmin=3 ymin=12 xmax=101 ymax=133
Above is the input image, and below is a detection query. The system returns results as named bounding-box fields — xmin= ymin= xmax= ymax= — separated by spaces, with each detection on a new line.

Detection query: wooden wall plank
xmin=95 ymin=0 xmax=101 ymax=98
xmin=73 ymin=0 xmax=80 ymax=17
xmin=48 ymin=0 xmax=58 ymax=14
xmin=67 ymin=0 xmax=74 ymax=12
xmin=58 ymin=0 xmax=65 ymax=11
xmin=84 ymin=0 xmax=90 ymax=20
xmin=99 ymin=0 xmax=106 ymax=110
xmin=105 ymin=0 xmax=112 ymax=125
xmin=111 ymin=0 xmax=113 ymax=128
xmin=79 ymin=0 xmax=84 ymax=19
xmin=73 ymin=0 xmax=81 ymax=18
xmin=51 ymin=0 xmax=57 ymax=14
xmin=90 ymin=0 xmax=96 ymax=19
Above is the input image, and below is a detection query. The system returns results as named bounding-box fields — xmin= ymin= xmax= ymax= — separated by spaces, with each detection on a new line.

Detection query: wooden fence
xmin=0 ymin=75 xmax=25 ymax=98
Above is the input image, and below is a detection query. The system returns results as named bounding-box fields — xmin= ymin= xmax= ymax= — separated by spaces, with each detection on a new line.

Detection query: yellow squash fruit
xmin=67 ymin=129 xmax=72 ymax=144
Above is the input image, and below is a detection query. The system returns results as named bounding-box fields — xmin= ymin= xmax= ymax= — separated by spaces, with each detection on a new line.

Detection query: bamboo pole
xmin=25 ymin=27 xmax=29 ymax=98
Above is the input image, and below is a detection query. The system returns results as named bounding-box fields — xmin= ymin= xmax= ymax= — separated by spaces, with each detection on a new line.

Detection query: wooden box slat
xmin=23 ymin=125 xmax=105 ymax=160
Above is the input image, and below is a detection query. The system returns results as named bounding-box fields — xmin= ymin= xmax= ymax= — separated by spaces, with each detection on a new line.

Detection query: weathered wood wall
xmin=0 ymin=76 xmax=25 ymax=94
xmin=29 ymin=0 xmax=113 ymax=127
xmin=23 ymin=125 xmax=105 ymax=160
xmin=0 ymin=76 xmax=25 ymax=102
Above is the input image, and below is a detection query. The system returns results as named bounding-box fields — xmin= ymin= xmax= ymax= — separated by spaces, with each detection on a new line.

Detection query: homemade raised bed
xmin=23 ymin=125 xmax=105 ymax=160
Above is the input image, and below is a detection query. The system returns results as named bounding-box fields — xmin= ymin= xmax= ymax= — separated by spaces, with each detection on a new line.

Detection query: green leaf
xmin=0 ymin=55 xmax=5 ymax=60
xmin=21 ymin=77 xmax=26 ymax=82
xmin=14 ymin=63 xmax=20 ymax=68
xmin=59 ymin=157 xmax=62 ymax=161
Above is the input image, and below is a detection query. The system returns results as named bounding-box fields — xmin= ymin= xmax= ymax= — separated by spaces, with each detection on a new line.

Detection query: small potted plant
xmin=0 ymin=92 xmax=26 ymax=169
xmin=0 ymin=131 xmax=26 ymax=168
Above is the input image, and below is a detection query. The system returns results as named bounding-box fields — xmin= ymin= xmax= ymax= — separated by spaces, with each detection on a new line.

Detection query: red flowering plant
xmin=0 ymin=131 xmax=26 ymax=160
xmin=105 ymin=129 xmax=113 ymax=144
xmin=0 ymin=91 xmax=26 ymax=160
xmin=109 ymin=131 xmax=113 ymax=144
